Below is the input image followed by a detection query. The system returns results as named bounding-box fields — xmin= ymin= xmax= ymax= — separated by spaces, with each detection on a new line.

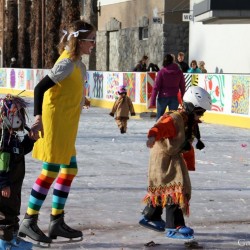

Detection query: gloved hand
xmin=109 ymin=112 xmax=114 ymax=117
xmin=196 ymin=139 xmax=205 ymax=150
xmin=131 ymin=112 xmax=136 ymax=116
xmin=29 ymin=115 xmax=43 ymax=140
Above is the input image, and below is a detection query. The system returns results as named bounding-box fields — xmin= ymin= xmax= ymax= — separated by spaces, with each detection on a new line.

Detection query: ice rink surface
xmin=19 ymin=103 xmax=250 ymax=250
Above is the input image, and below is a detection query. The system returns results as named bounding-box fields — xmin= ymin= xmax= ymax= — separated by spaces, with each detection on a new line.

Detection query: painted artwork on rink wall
xmin=0 ymin=68 xmax=49 ymax=93
xmin=231 ymin=75 xmax=250 ymax=115
xmin=201 ymin=74 xmax=226 ymax=112
xmin=0 ymin=68 xmax=249 ymax=117
xmin=139 ymin=73 xmax=147 ymax=103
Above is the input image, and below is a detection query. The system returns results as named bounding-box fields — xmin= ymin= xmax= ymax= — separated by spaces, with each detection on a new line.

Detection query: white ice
xmin=19 ymin=100 xmax=250 ymax=249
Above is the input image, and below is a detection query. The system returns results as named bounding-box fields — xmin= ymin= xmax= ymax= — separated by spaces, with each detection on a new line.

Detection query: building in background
xmin=190 ymin=0 xmax=250 ymax=73
xmin=0 ymin=0 xmax=190 ymax=71
xmin=96 ymin=0 xmax=189 ymax=71
xmin=1 ymin=0 xmax=249 ymax=73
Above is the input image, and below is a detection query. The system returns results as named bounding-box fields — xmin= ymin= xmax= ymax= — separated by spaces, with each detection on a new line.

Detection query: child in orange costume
xmin=139 ymin=86 xmax=211 ymax=240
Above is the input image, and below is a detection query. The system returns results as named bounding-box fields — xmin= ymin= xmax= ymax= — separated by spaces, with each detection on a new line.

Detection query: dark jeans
xmin=143 ymin=204 xmax=185 ymax=229
xmin=165 ymin=204 xmax=185 ymax=229
xmin=156 ymin=96 xmax=179 ymax=120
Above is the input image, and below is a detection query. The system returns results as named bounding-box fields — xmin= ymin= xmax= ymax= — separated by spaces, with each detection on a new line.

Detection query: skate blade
xmin=139 ymin=221 xmax=165 ymax=232
xmin=33 ymin=241 xmax=51 ymax=248
xmin=52 ymin=236 xmax=83 ymax=244
xmin=19 ymin=231 xmax=52 ymax=248
xmin=18 ymin=235 xmax=51 ymax=248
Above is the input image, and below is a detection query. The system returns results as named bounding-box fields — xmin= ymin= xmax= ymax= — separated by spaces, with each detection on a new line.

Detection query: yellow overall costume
xmin=32 ymin=50 xmax=84 ymax=165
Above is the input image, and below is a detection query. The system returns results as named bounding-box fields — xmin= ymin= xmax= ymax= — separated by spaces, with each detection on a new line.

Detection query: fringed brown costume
xmin=140 ymin=85 xmax=210 ymax=234
xmin=143 ymin=112 xmax=192 ymax=215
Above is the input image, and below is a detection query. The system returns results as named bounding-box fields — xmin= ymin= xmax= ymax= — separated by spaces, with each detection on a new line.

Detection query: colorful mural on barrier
xmin=92 ymin=71 xmax=104 ymax=99
xmin=17 ymin=69 xmax=25 ymax=89
xmin=184 ymin=74 xmax=199 ymax=90
xmin=146 ymin=72 xmax=156 ymax=108
xmin=140 ymin=73 xmax=146 ymax=103
xmin=26 ymin=69 xmax=34 ymax=90
xmin=231 ymin=75 xmax=250 ymax=115
xmin=123 ymin=73 xmax=135 ymax=102
xmin=85 ymin=71 xmax=91 ymax=97
xmin=203 ymin=74 xmax=225 ymax=112
xmin=0 ymin=68 xmax=249 ymax=119
xmin=10 ymin=69 xmax=16 ymax=88
xmin=106 ymin=72 xmax=118 ymax=100
xmin=0 ymin=69 xmax=7 ymax=87
xmin=35 ymin=69 xmax=48 ymax=87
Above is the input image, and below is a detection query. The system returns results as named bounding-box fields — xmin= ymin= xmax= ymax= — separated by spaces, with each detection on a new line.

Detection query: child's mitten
xmin=196 ymin=139 xmax=205 ymax=150
xmin=131 ymin=112 xmax=136 ymax=116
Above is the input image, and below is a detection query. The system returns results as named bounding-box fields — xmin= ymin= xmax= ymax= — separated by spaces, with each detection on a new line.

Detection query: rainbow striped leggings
xmin=27 ymin=156 xmax=78 ymax=216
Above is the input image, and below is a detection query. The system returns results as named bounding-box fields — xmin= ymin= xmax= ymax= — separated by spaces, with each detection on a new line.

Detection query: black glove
xmin=109 ymin=112 xmax=114 ymax=117
xmin=131 ymin=112 xmax=136 ymax=116
xmin=196 ymin=139 xmax=205 ymax=150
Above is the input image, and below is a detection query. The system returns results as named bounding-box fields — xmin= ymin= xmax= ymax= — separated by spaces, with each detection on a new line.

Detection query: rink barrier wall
xmin=0 ymin=68 xmax=249 ymax=129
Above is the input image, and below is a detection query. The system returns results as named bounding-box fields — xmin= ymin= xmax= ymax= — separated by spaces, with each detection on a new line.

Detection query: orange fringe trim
xmin=143 ymin=183 xmax=190 ymax=216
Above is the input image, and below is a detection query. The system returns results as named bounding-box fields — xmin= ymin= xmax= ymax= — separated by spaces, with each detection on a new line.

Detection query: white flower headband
xmin=60 ymin=29 xmax=90 ymax=42
xmin=60 ymin=30 xmax=68 ymax=43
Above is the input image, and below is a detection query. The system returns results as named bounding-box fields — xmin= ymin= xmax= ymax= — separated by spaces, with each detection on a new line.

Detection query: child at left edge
xmin=109 ymin=85 xmax=136 ymax=134
xmin=0 ymin=94 xmax=35 ymax=250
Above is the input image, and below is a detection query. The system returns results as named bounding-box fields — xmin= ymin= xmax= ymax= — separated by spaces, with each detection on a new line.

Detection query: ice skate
xmin=11 ymin=231 xmax=33 ymax=249
xmin=139 ymin=216 xmax=165 ymax=232
xmin=166 ymin=226 xmax=194 ymax=239
xmin=120 ymin=127 xmax=126 ymax=134
xmin=18 ymin=214 xmax=52 ymax=245
xmin=0 ymin=238 xmax=33 ymax=250
xmin=48 ymin=213 xmax=83 ymax=242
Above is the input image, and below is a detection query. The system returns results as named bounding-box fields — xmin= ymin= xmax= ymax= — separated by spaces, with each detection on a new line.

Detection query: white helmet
xmin=183 ymin=86 xmax=212 ymax=111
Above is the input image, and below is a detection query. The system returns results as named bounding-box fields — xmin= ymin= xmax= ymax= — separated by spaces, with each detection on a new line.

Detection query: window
xmin=139 ymin=27 xmax=148 ymax=40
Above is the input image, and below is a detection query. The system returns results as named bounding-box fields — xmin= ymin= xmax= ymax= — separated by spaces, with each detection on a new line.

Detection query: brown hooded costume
xmin=110 ymin=95 xmax=135 ymax=133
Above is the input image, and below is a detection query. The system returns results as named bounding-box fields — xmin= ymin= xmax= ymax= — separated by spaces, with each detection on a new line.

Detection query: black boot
xmin=48 ymin=213 xmax=83 ymax=239
xmin=120 ymin=127 xmax=126 ymax=134
xmin=18 ymin=213 xmax=52 ymax=243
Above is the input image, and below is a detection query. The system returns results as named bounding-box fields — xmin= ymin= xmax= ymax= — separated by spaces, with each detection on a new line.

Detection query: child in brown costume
xmin=109 ymin=86 xmax=136 ymax=134
xmin=139 ymin=86 xmax=212 ymax=240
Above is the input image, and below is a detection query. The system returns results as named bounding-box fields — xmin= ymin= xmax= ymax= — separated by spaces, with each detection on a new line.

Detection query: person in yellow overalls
xmin=18 ymin=20 xmax=96 ymax=244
